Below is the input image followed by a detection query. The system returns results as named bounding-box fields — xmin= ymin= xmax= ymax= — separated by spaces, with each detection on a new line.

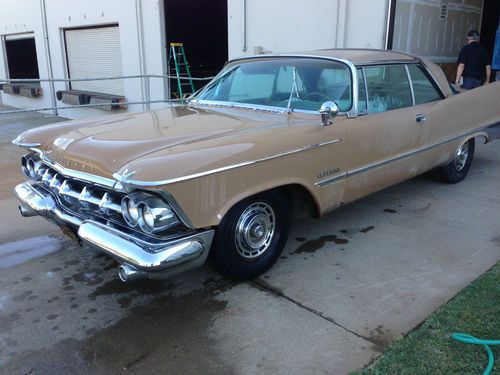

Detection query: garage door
xmin=64 ymin=25 xmax=125 ymax=96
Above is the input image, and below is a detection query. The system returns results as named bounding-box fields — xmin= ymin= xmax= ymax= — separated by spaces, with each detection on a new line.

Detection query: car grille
xmin=38 ymin=162 xmax=125 ymax=222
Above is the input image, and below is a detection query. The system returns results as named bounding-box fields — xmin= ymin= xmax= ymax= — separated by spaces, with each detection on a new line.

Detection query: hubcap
xmin=235 ymin=202 xmax=276 ymax=260
xmin=454 ymin=142 xmax=469 ymax=171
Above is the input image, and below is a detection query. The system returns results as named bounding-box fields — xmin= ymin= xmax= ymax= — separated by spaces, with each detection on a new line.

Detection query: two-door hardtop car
xmin=13 ymin=49 xmax=500 ymax=282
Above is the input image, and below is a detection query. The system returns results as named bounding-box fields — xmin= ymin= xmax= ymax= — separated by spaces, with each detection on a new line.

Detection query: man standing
xmin=455 ymin=30 xmax=491 ymax=89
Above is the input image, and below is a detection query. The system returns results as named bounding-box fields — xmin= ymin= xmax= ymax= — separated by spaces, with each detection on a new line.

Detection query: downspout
xmin=242 ymin=0 xmax=247 ymax=52
xmin=40 ymin=0 xmax=57 ymax=115
xmin=335 ymin=0 xmax=347 ymax=48
xmin=135 ymin=0 xmax=147 ymax=110
xmin=385 ymin=0 xmax=397 ymax=50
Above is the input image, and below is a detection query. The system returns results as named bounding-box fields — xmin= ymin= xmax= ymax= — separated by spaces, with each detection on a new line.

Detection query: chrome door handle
xmin=416 ymin=114 xmax=427 ymax=123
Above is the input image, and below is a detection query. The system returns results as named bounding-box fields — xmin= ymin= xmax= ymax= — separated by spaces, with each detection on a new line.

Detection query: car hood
xmin=16 ymin=105 xmax=324 ymax=185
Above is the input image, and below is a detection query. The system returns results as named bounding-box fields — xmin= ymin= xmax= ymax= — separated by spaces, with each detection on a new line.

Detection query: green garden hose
xmin=451 ymin=333 xmax=500 ymax=375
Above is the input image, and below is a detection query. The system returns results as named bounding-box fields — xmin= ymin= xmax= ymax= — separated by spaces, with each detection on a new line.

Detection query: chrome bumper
xmin=14 ymin=182 xmax=214 ymax=282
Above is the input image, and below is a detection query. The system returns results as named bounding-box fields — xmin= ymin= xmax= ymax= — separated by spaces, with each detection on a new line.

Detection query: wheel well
xmin=268 ymin=184 xmax=320 ymax=219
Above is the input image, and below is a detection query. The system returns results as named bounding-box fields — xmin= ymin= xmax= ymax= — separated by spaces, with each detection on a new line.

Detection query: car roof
xmin=229 ymin=49 xmax=419 ymax=66
xmin=302 ymin=49 xmax=419 ymax=65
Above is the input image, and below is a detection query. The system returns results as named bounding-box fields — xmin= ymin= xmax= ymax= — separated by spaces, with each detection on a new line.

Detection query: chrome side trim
xmin=315 ymin=122 xmax=499 ymax=187
xmin=114 ymin=138 xmax=342 ymax=187
xmin=314 ymin=173 xmax=347 ymax=187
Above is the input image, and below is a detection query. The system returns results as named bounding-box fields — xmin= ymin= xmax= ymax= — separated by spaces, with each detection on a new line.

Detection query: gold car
xmin=13 ymin=49 xmax=500 ymax=282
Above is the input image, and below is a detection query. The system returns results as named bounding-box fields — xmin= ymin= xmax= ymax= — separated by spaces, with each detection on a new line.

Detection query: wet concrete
xmin=0 ymin=107 xmax=499 ymax=374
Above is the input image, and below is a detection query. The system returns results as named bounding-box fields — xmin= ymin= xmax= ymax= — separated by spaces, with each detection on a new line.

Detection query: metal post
xmin=40 ymin=0 xmax=58 ymax=116
xmin=146 ymin=75 xmax=151 ymax=110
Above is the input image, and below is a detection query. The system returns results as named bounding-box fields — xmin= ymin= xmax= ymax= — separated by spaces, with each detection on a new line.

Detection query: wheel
xmin=434 ymin=138 xmax=475 ymax=183
xmin=210 ymin=191 xmax=291 ymax=281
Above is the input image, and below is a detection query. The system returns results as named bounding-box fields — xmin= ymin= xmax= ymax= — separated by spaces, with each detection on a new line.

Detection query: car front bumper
xmin=14 ymin=181 xmax=214 ymax=282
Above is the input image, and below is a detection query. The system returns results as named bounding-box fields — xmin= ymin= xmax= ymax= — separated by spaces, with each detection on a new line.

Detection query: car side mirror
xmin=319 ymin=101 xmax=339 ymax=126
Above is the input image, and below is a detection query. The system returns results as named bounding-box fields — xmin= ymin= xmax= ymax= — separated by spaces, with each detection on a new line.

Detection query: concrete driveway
xmin=0 ymin=108 xmax=499 ymax=374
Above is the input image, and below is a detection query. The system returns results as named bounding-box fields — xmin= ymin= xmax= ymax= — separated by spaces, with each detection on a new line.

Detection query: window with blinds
xmin=64 ymin=25 xmax=125 ymax=96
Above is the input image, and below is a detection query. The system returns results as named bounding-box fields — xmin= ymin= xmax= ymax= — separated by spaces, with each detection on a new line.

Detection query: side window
xmin=357 ymin=68 xmax=367 ymax=115
xmin=407 ymin=65 xmax=443 ymax=105
xmin=364 ymin=65 xmax=412 ymax=114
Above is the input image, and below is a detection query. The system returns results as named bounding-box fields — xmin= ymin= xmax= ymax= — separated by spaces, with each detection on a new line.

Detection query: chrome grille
xmin=39 ymin=162 xmax=123 ymax=218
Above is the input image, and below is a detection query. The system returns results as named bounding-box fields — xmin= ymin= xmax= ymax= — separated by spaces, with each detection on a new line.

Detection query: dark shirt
xmin=457 ymin=42 xmax=491 ymax=80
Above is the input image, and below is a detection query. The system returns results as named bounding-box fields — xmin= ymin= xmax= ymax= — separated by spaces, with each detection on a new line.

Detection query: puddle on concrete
xmin=365 ymin=325 xmax=394 ymax=353
xmin=1 ymin=287 xmax=230 ymax=374
xmin=412 ymin=203 xmax=432 ymax=214
xmin=492 ymin=236 xmax=500 ymax=247
xmin=360 ymin=226 xmax=375 ymax=233
xmin=293 ymin=235 xmax=349 ymax=254
xmin=0 ymin=236 xmax=65 ymax=269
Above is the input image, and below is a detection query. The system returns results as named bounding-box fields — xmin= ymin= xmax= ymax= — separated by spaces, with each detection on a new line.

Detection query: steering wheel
xmin=303 ymin=92 xmax=331 ymax=102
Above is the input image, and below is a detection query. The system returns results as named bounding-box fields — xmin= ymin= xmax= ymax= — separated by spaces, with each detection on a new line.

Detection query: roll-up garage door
xmin=64 ymin=25 xmax=125 ymax=96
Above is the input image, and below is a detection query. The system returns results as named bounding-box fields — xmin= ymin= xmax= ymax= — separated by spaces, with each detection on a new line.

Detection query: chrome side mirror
xmin=319 ymin=101 xmax=339 ymax=126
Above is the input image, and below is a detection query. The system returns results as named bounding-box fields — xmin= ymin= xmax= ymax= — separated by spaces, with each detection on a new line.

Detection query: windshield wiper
xmin=287 ymin=66 xmax=300 ymax=113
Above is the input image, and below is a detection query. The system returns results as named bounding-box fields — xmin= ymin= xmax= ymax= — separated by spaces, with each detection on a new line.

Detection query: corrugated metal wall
xmin=393 ymin=0 xmax=483 ymax=62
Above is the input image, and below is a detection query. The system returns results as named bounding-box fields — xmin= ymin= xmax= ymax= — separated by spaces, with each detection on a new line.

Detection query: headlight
xmin=121 ymin=193 xmax=179 ymax=233
xmin=121 ymin=196 xmax=140 ymax=227
xmin=137 ymin=198 xmax=178 ymax=233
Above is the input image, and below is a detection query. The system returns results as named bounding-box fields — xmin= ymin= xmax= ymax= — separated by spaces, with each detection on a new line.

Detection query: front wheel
xmin=434 ymin=138 xmax=475 ymax=183
xmin=211 ymin=191 xmax=290 ymax=281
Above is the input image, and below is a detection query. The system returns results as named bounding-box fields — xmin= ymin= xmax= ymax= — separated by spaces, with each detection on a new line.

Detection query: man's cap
xmin=467 ymin=30 xmax=480 ymax=38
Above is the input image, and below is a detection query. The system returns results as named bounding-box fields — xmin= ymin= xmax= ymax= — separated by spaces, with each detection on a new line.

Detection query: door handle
xmin=416 ymin=114 xmax=427 ymax=123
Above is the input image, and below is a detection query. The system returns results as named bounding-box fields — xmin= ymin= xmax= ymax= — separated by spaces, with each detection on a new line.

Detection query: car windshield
xmin=193 ymin=58 xmax=352 ymax=112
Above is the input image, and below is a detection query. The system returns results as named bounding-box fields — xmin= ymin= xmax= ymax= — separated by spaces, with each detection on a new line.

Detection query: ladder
xmin=168 ymin=43 xmax=195 ymax=98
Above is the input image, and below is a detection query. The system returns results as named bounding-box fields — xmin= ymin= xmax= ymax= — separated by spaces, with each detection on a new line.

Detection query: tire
xmin=211 ymin=191 xmax=291 ymax=281
xmin=434 ymin=138 xmax=475 ymax=183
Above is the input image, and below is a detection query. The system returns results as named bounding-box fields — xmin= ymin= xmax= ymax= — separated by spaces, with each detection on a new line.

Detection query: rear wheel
xmin=434 ymin=138 xmax=475 ymax=183
xmin=211 ymin=191 xmax=290 ymax=281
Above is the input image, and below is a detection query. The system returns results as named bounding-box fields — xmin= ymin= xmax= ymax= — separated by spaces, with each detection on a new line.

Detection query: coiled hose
xmin=451 ymin=333 xmax=500 ymax=375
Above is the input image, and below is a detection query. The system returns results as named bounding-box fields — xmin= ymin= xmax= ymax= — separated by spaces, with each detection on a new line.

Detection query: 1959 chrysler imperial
xmin=12 ymin=49 xmax=500 ymax=282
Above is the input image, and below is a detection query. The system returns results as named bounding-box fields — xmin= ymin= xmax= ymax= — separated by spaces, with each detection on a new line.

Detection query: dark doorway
xmin=164 ymin=0 xmax=228 ymax=97
xmin=480 ymin=0 xmax=500 ymax=80
xmin=5 ymin=37 xmax=40 ymax=80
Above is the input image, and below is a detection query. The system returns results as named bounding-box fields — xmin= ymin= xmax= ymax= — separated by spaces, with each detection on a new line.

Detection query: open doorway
xmin=164 ymin=0 xmax=228 ymax=97
xmin=480 ymin=0 xmax=500 ymax=81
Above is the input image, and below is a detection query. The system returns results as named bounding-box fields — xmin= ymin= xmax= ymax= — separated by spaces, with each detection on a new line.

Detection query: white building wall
xmin=0 ymin=0 xmax=167 ymax=119
xmin=227 ymin=0 xmax=389 ymax=59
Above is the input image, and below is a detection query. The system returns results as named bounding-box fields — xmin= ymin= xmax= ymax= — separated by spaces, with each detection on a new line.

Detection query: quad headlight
xmin=121 ymin=193 xmax=179 ymax=233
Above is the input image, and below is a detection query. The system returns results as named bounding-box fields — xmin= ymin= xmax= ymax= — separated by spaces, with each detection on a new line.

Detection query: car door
xmin=343 ymin=64 xmax=435 ymax=203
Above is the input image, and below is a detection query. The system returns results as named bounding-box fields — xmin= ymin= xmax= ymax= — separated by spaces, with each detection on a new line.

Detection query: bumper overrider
xmin=14 ymin=179 xmax=214 ymax=283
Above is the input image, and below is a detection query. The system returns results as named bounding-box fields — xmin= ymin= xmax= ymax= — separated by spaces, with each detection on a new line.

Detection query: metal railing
xmin=0 ymin=73 xmax=215 ymax=115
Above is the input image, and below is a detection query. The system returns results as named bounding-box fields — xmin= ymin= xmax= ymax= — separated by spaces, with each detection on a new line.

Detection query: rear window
xmin=407 ymin=65 xmax=443 ymax=105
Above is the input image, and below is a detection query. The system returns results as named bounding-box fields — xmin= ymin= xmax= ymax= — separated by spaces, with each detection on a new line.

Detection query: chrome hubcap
xmin=235 ymin=202 xmax=276 ymax=260
xmin=454 ymin=142 xmax=469 ymax=171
